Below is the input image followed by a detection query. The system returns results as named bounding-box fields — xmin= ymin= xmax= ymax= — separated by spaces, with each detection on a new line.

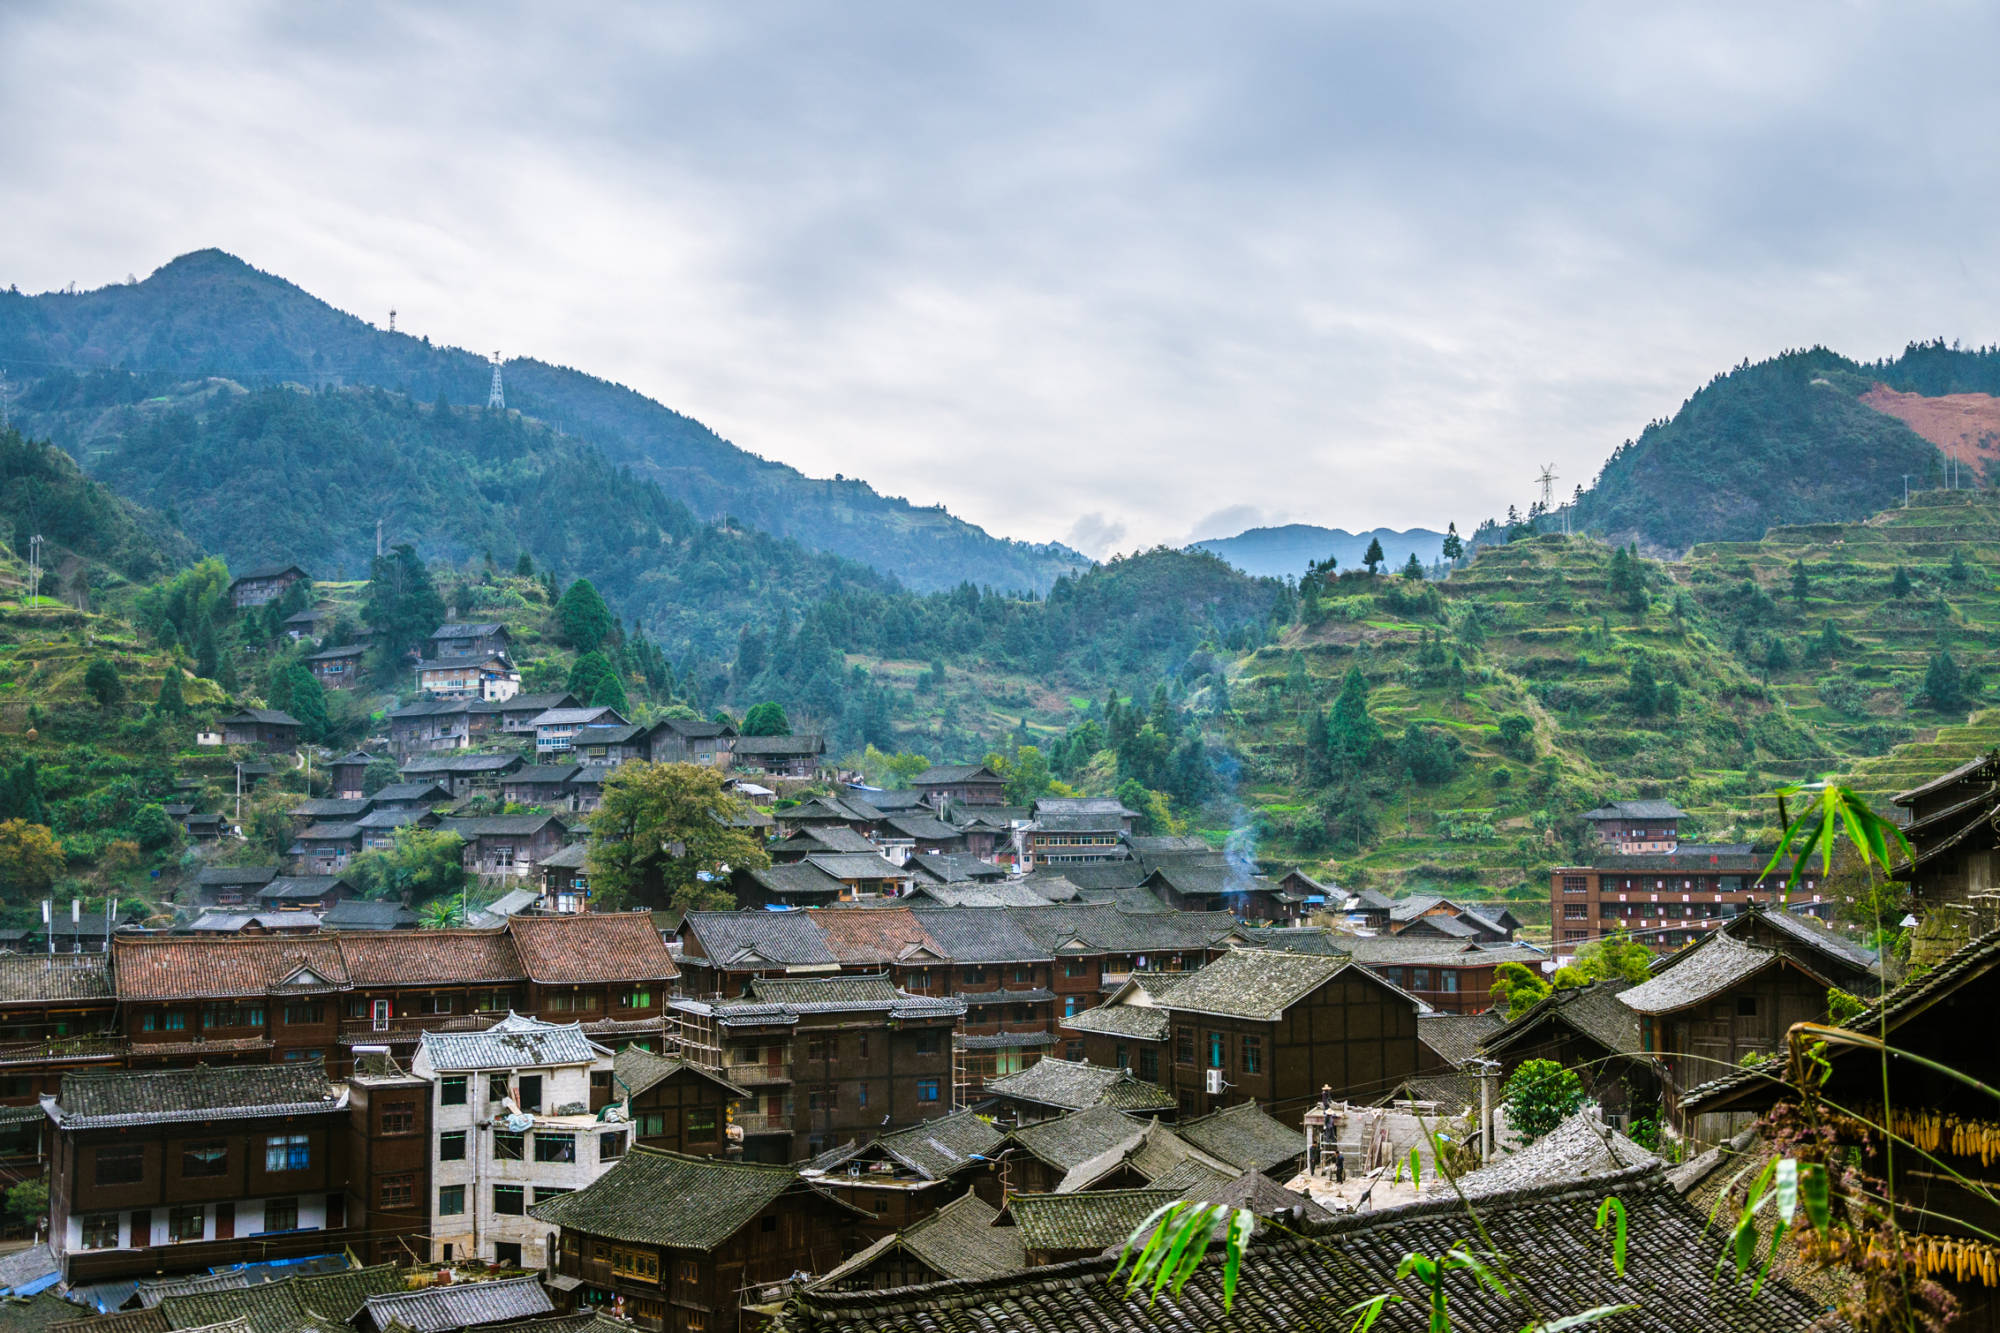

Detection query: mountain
xmin=1194 ymin=525 xmax=1446 ymax=579
xmin=0 ymin=425 xmax=196 ymax=587
xmin=0 ymin=250 xmax=1090 ymax=594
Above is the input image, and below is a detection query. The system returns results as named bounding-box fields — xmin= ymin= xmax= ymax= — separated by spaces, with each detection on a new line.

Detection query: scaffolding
xmin=951 ymin=1035 xmax=973 ymax=1110
xmin=671 ymin=1004 xmax=723 ymax=1071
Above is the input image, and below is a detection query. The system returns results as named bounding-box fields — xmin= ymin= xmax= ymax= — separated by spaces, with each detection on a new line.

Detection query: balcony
xmin=63 ymin=1229 xmax=339 ymax=1283
xmin=336 ymin=1011 xmax=512 ymax=1045
xmin=722 ymin=1063 xmax=792 ymax=1088
xmin=732 ymin=1111 xmax=792 ymax=1136
xmin=0 ymin=1035 xmax=124 ymax=1068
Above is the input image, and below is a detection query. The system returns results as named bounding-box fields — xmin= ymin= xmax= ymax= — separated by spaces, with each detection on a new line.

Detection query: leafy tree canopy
xmin=586 ymin=762 xmax=769 ymax=911
xmin=1502 ymin=1058 xmax=1587 ymax=1143
xmin=557 ymin=578 xmax=615 ymax=653
xmin=740 ymin=701 xmax=793 ymax=737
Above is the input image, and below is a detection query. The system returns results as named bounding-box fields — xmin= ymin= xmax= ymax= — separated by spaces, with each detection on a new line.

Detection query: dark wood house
xmin=227 ymin=564 xmax=309 ymax=609
xmin=729 ymin=735 xmax=826 ymax=779
xmin=614 ymin=1045 xmax=746 ymax=1158
xmin=434 ymin=814 xmax=570 ymax=878
xmin=1480 ymin=979 xmax=1657 ymax=1125
xmin=646 ymin=718 xmax=737 ymax=766
xmin=220 ymin=709 xmax=302 ymax=750
xmin=799 ymin=1110 xmax=1005 ymax=1237
xmin=304 ymin=645 xmax=366 ymax=691
xmin=911 ymin=765 xmax=1006 ymax=810
xmin=530 ymin=1147 xmax=861 ymax=1332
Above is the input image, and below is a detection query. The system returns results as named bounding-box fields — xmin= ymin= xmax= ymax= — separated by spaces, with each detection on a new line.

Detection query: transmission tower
xmin=388 ymin=309 xmax=397 ymax=334
xmin=0 ymin=369 xmax=12 ymax=432
xmin=487 ymin=352 xmax=505 ymax=410
xmin=27 ymin=535 xmax=44 ymax=604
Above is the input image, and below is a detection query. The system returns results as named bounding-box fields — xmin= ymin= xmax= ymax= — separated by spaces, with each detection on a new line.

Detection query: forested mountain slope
xmin=1194 ymin=524 xmax=1445 ymax=579
xmin=0 ymin=251 xmax=1088 ymax=594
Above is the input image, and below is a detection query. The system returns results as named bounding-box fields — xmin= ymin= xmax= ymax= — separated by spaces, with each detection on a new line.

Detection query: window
xmin=963 ymin=967 xmax=987 ymax=985
xmin=441 ymin=1076 xmax=468 ymax=1106
xmin=418 ymin=995 xmax=455 ymax=1015
xmin=169 ymin=1205 xmax=205 ymax=1242
xmin=917 ymin=1079 xmax=940 ymax=1103
xmin=262 ymin=1197 xmax=299 ymax=1233
xmin=808 ymin=1090 xmax=838 ymax=1114
xmin=438 ymin=1185 xmax=466 ymax=1216
xmin=1175 ymin=1027 xmax=1195 ymax=1066
xmin=382 ymin=1100 xmax=417 ymax=1134
xmin=183 ymin=1142 xmax=227 ymax=1177
xmin=265 ymin=1135 xmax=310 ymax=1172
xmin=282 ymin=1048 xmax=325 ymax=1063
xmin=638 ymin=1112 xmax=666 ymax=1138
xmin=534 ymin=1132 xmax=576 ymax=1163
xmin=488 ymin=1074 xmax=508 ymax=1102
xmin=282 ymin=1002 xmax=323 ymax=1025
xmin=857 ymin=1083 xmax=868 ymax=1110
xmin=202 ymin=1003 xmax=264 ymax=1029
xmin=380 ymin=1174 xmax=415 ymax=1208
xmin=1736 ymin=995 xmax=1759 ymax=1017
xmin=82 ymin=1215 xmax=119 ymax=1250
xmin=871 ymin=1196 xmax=888 ymax=1214
xmin=677 ymin=1258 xmax=700 ymax=1285
xmin=806 ymin=1036 xmax=833 ymax=1062
xmin=1562 ymin=875 xmax=1589 ymax=894
xmin=439 ymin=1131 xmax=467 ymax=1161
xmin=1563 ymin=905 xmax=1588 ymax=919
xmin=1442 ymin=970 xmax=1459 ymax=993
xmin=915 ymin=1033 xmax=938 ymax=1056
xmin=494 ymin=1131 xmax=524 ymax=1161
xmin=1114 ymin=1044 xmax=1128 ymax=1069
xmin=1139 ymin=1049 xmax=1159 ymax=1082
xmin=518 ymin=1074 xmax=543 ymax=1112
xmin=493 ymin=1185 xmax=525 ymax=1216
xmin=856 ymin=1034 xmax=870 ymax=1059
xmin=619 ymin=989 xmax=651 ymax=1009
xmin=1063 ymin=995 xmax=1080 ymax=1018
xmin=1065 ymin=1041 xmax=1084 ymax=1061
xmin=600 ymin=1129 xmax=630 ymax=1159
xmin=1208 ymin=1032 xmax=1224 ymax=1068
xmin=1065 ymin=959 xmax=1089 ymax=978
xmin=611 ymin=1248 xmax=660 ymax=1281
xmin=532 ymin=1186 xmax=572 ymax=1204
xmin=546 ymin=992 xmax=579 ymax=1012
xmin=1242 ymin=1035 xmax=1263 ymax=1075
xmin=96 ymin=1145 xmax=145 ymax=1186
xmin=164 ymin=1010 xmax=186 ymax=1031
xmin=906 ymin=968 xmax=931 ymax=988
xmin=1013 ymin=967 xmax=1033 ymax=984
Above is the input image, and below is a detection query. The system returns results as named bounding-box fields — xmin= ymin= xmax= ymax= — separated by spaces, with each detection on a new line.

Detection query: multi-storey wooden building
xmin=1549 ymin=845 xmax=1826 ymax=963
xmin=613 ymin=1046 xmax=746 ymax=1158
xmin=531 ymin=1147 xmax=860 ymax=1332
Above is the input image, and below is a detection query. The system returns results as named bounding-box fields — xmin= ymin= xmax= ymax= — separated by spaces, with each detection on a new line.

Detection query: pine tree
xmin=1325 ymin=667 xmax=1380 ymax=766
xmin=1926 ymin=649 xmax=1964 ymax=708
xmin=154 ymin=667 xmax=187 ymax=717
xmin=83 ymin=659 xmax=124 ymax=709
xmin=1362 ymin=537 xmax=1386 ymax=574
xmin=285 ymin=665 xmax=329 ymax=742
xmin=1400 ymin=552 xmax=1424 ymax=579
xmin=1790 ymin=559 xmax=1810 ymax=605
xmin=1441 ymin=522 xmax=1463 ymax=565
xmin=557 ymin=579 xmax=615 ymax=653
xmin=1624 ymin=654 xmax=1658 ymax=716
xmin=1949 ymin=548 xmax=1971 ymax=584
xmin=1765 ymin=636 xmax=1792 ymax=673
xmin=194 ymin=611 xmax=219 ymax=679
xmin=515 ymin=551 xmax=535 ymax=577
xmin=588 ymin=671 xmax=630 ymax=714
xmin=363 ymin=544 xmax=447 ymax=659
xmin=1891 ymin=566 xmax=1913 ymax=598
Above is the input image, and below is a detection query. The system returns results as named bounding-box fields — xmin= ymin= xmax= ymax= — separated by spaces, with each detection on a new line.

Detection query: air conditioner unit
xmin=1204 ymin=1068 xmax=1225 ymax=1095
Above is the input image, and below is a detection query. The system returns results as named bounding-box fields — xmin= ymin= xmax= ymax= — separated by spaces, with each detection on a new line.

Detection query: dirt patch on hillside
xmin=1860 ymin=385 xmax=2000 ymax=482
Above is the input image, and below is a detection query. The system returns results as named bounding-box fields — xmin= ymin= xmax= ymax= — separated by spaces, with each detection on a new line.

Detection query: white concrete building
xmin=412 ymin=1014 xmax=624 ymax=1268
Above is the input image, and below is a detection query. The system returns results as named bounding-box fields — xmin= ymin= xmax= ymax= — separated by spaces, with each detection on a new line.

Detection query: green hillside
xmin=0 ymin=251 xmax=1089 ymax=594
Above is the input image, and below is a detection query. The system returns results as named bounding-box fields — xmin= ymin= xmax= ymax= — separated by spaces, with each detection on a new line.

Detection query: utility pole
xmin=1904 ymin=474 xmax=1914 ymax=508
xmin=376 ymin=518 xmax=384 ymax=558
xmin=1466 ymin=1058 xmax=1502 ymax=1162
xmin=235 ymin=762 xmax=244 ymax=825
xmin=27 ymin=535 xmax=43 ymax=604
xmin=488 ymin=352 xmax=505 ymax=410
xmin=388 ymin=309 xmax=397 ymax=334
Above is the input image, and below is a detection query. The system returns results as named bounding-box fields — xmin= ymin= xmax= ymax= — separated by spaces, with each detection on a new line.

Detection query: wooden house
xmin=426 ymin=623 xmax=513 ymax=661
xmin=614 ymin=1046 xmax=746 ymax=1158
xmin=435 ymin=815 xmax=570 ymax=877
xmin=329 ymin=750 xmax=373 ymax=799
xmin=800 ymin=1111 xmax=1005 ymax=1237
xmin=911 ymin=765 xmax=1006 ymax=810
xmin=729 ymin=734 xmax=826 ymax=779
xmin=808 ymin=1189 xmax=1024 ymax=1291
xmin=226 ymin=564 xmax=308 ymax=609
xmin=304 ymin=644 xmax=366 ymax=690
xmin=220 ymin=709 xmax=302 ymax=750
xmin=647 ymin=718 xmax=736 ymax=766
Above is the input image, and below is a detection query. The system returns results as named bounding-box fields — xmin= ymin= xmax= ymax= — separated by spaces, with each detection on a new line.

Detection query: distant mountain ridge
xmin=0 ymin=250 xmax=1090 ymax=594
xmin=1194 ymin=524 xmax=1446 ymax=580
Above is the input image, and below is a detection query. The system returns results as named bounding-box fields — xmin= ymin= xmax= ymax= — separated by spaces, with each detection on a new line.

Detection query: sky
xmin=6 ymin=2 xmax=2000 ymax=558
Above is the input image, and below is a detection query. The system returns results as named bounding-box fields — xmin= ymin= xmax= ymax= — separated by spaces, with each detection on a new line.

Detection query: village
xmin=0 ymin=557 xmax=1992 ymax=1332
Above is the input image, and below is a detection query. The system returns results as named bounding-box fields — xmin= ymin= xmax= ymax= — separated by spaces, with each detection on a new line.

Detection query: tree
xmin=1764 ymin=636 xmax=1792 ymax=675
xmin=284 ymin=665 xmax=328 ymax=742
xmin=130 ymin=803 xmax=180 ymax=851
xmin=515 ymin=551 xmax=535 ymax=577
xmin=1362 ymin=536 xmax=1385 ymax=574
xmin=83 ymin=658 xmax=123 ymax=709
xmin=1891 ymin=565 xmax=1912 ymax=598
xmin=1496 ymin=713 xmax=1535 ymax=760
xmin=1441 ymin=522 xmax=1463 ymax=565
xmin=1925 ymin=649 xmax=1964 ymax=708
xmin=1325 ymin=667 xmax=1380 ymax=767
xmin=1489 ymin=962 xmax=1548 ymax=1021
xmin=418 ymin=897 xmax=465 ymax=929
xmin=193 ymin=611 xmax=219 ymax=679
xmin=1397 ymin=724 xmax=1458 ymax=784
xmin=567 ymin=652 xmax=622 ymax=709
xmin=557 ymin=578 xmax=615 ymax=653
xmin=1399 ymin=552 xmax=1424 ymax=579
xmin=588 ymin=672 xmax=630 ymax=712
xmin=1623 ymin=654 xmax=1658 ymax=716
xmin=5 ymin=1176 xmax=46 ymax=1234
xmin=740 ymin=702 xmax=793 ymax=737
xmin=362 ymin=544 xmax=446 ymax=660
xmin=1573 ymin=931 xmax=1652 ymax=984
xmin=1001 ymin=745 xmax=1053 ymax=805
xmin=153 ymin=667 xmax=187 ymax=717
xmin=1949 ymin=548 xmax=1971 ymax=583
xmin=1502 ymin=1058 xmax=1587 ymax=1143
xmin=344 ymin=827 xmax=467 ymax=904
xmin=1791 ymin=559 xmax=1811 ymax=605
xmin=0 ymin=820 xmax=64 ymax=895
xmin=587 ymin=762 xmax=769 ymax=911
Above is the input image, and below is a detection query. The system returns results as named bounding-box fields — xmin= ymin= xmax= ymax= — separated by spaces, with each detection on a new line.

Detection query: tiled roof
xmin=1175 ymin=1101 xmax=1306 ymax=1175
xmin=1619 ymin=934 xmax=1802 ymax=1015
xmin=879 ymin=813 xmax=963 ymax=841
xmin=288 ymin=799 xmax=371 ymax=819
xmin=156 ymin=1261 xmax=405 ymax=1333
xmin=1057 ymin=1002 xmax=1170 ymax=1042
xmin=258 ymin=876 xmax=348 ymax=900
xmin=509 ymin=912 xmax=676 ymax=983
xmin=914 ymin=765 xmax=1002 ymax=785
xmin=111 ymin=935 xmax=351 ymax=1001
xmin=613 ymin=1045 xmax=748 ymax=1100
xmin=1730 ymin=906 xmax=1881 ymax=975
xmin=747 ymin=973 xmax=962 ymax=1019
xmin=135 ymin=1273 xmax=250 ymax=1307
xmin=397 ymin=753 xmax=523 ymax=774
xmin=52 ymin=1060 xmax=341 ymax=1127
xmin=682 ymin=911 xmax=839 ymax=969
xmin=419 ymin=1015 xmax=600 ymax=1071
xmin=1417 ymin=1011 xmax=1505 ymax=1066
xmin=321 ymin=899 xmax=419 ymax=930
xmin=1178 ymin=1166 xmax=1334 ymax=1221
xmin=988 ymin=1058 xmax=1172 ymax=1113
xmin=225 ymin=709 xmax=301 ymax=727
xmin=1005 ymin=904 xmax=1241 ymax=954
xmin=807 ymin=907 xmax=945 ymax=966
xmin=814 ymin=1190 xmax=1026 ymax=1289
xmin=436 ymin=814 xmax=566 ymax=838
xmin=295 ymin=822 xmax=362 ymax=841
xmin=0 ymin=1245 xmax=58 ymax=1298
xmin=771 ymin=1166 xmax=1826 ymax=1333
xmin=0 ymin=954 xmax=110 ymax=1004
xmin=772 ymin=826 xmax=877 ymax=855
xmin=529 ymin=1146 xmax=808 ymax=1248
xmin=1583 ymin=799 xmax=1688 ymax=820
xmin=1236 ymin=926 xmax=1347 ymax=956
xmin=909 ymin=908 xmax=1050 ymax=962
xmin=909 ymin=882 xmax=1056 ymax=908
xmin=49 ymin=1309 xmax=169 ymax=1333
xmin=341 ymin=928 xmax=523 ymax=986
xmin=1485 ymin=981 xmax=1640 ymax=1058
xmin=1445 ymin=1113 xmax=1658 ymax=1198
xmin=1383 ymin=1073 xmax=1481 ymax=1116
xmin=858 ymin=1110 xmax=1007 ymax=1180
xmin=354 ymin=809 xmax=430 ymax=831
xmin=802 ymin=853 xmax=908 ymax=881
xmin=1002 ymin=1189 xmax=1181 ymax=1252
xmin=358 ymin=1277 xmax=551 ymax=1333
xmin=0 ymin=1297 xmax=91 ymax=1333
xmin=194 ymin=867 xmax=280 ymax=887
xmin=743 ymin=862 xmax=847 ymax=899
xmin=1033 ymin=797 xmax=1139 ymax=819
xmin=366 ymin=782 xmax=452 ymax=803
xmin=1006 ymin=1106 xmax=1151 ymax=1173
xmin=1156 ymin=949 xmax=1354 ymax=1021
xmin=731 ymin=734 xmax=826 ymax=757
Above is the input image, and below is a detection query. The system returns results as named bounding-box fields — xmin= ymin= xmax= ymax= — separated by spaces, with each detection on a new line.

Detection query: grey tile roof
xmin=1485 ymin=981 xmax=1640 ymax=1058
xmin=321 ymin=899 xmax=420 ymax=930
xmin=1033 ymin=797 xmax=1140 ymax=819
xmin=743 ymin=862 xmax=848 ymax=899
xmin=430 ymin=623 xmax=506 ymax=639
xmin=1002 ymin=1189 xmax=1181 ymax=1252
xmin=0 ymin=954 xmax=111 ymax=1004
xmin=0 ymin=1246 xmax=58 ymax=1298
xmin=1005 ymin=1105 xmax=1151 ymax=1173
xmin=49 ymin=1307 xmax=170 ymax=1333
xmin=52 ymin=1060 xmax=342 ymax=1128
xmin=194 ymin=867 xmax=280 ymax=887
xmin=747 ymin=973 xmax=963 ymax=1019
xmin=418 ymin=1014 xmax=600 ymax=1071
xmin=1444 ymin=1113 xmax=1658 ymax=1198
xmin=359 ymin=1277 xmax=552 ymax=1333
xmin=0 ymin=1296 xmax=92 ymax=1333
xmin=908 ymin=882 xmax=1054 ymax=908
xmin=1383 ymin=1072 xmax=1481 ymax=1116
xmin=910 ymin=907 xmax=1051 ymax=962
xmin=1417 ymin=1011 xmax=1506 ymax=1066
xmin=768 ymin=1166 xmax=1828 ymax=1333
xmin=366 ymin=782 xmax=453 ymax=803
xmin=904 ymin=853 xmax=1007 ymax=884
xmin=802 ymin=853 xmax=909 ymax=881
xmin=1731 ymin=906 xmax=1881 ymax=975
xmin=814 ymin=1190 xmax=1026 ymax=1289
xmin=866 ymin=1110 xmax=1007 ymax=1180
xmin=156 ymin=1262 xmax=405 ymax=1333
xmin=1619 ymin=934 xmax=1798 ymax=1015
xmin=914 ymin=765 xmax=1002 ymax=785
xmin=1056 ymin=1001 xmax=1170 ymax=1042
xmin=1005 ymin=904 xmax=1241 ymax=954
xmin=1155 ymin=948 xmax=1354 ymax=1020
xmin=731 ymin=734 xmax=826 ymax=757
xmin=682 ymin=911 xmax=839 ymax=968
xmin=1236 ymin=926 xmax=1347 ymax=956
xmin=436 ymin=814 xmax=566 ymax=838
xmin=880 ymin=813 xmax=964 ymax=840
xmin=772 ymin=826 xmax=878 ymax=856
xmin=988 ymin=1058 xmax=1173 ymax=1113
xmin=1177 ymin=1166 xmax=1334 ymax=1221
xmin=529 ymin=1146 xmax=808 ymax=1248
xmin=288 ymin=799 xmax=371 ymax=819
xmin=613 ymin=1044 xmax=749 ymax=1100
xmin=135 ymin=1273 xmax=251 ymax=1308
xmin=257 ymin=876 xmax=349 ymax=900
xmin=1174 ymin=1101 xmax=1307 ymax=1175
xmin=354 ymin=809 xmax=430 ymax=831
xmin=1583 ymin=799 xmax=1688 ymax=820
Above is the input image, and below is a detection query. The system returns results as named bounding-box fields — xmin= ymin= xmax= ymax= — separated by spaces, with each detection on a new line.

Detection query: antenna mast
xmin=487 ymin=352 xmax=505 ymax=410
xmin=1535 ymin=463 xmax=1566 ymax=533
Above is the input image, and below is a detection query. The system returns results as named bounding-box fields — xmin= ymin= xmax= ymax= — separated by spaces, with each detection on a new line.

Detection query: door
xmin=129 ymin=1210 xmax=150 ymax=1248
xmin=214 ymin=1203 xmax=235 ymax=1239
xmin=372 ymin=999 xmax=391 ymax=1032
xmin=765 ymin=1045 xmax=783 ymax=1078
xmin=326 ymin=1194 xmax=344 ymax=1230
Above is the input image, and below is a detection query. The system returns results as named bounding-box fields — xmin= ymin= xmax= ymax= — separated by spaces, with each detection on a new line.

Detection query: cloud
xmin=5 ymin=3 xmax=2000 ymax=553
xmin=1183 ymin=504 xmax=1271 ymax=545
xmin=1063 ymin=512 xmax=1129 ymax=559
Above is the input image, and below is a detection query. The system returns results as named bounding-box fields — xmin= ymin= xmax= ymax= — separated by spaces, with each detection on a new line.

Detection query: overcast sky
xmin=5 ymin=3 xmax=2000 ymax=556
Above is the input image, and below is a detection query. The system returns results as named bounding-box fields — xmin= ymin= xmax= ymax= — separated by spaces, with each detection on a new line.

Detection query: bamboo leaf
xmin=1749 ymin=1218 xmax=1788 ymax=1299
xmin=1345 ymin=1294 xmax=1398 ymax=1333
xmin=1800 ymin=1162 xmax=1831 ymax=1234
xmin=1149 ymin=1205 xmax=1210 ymax=1303
xmin=1595 ymin=1196 xmax=1628 ymax=1277
xmin=1774 ymin=1158 xmax=1798 ymax=1226
xmin=1117 ymin=1201 xmax=1186 ymax=1298
xmin=1221 ymin=1207 xmax=1255 ymax=1312
xmin=1524 ymin=1305 xmax=1643 ymax=1332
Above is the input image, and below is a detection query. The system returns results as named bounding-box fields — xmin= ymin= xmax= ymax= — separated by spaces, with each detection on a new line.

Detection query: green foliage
xmin=82 ymin=659 xmax=123 ymax=709
xmin=1113 ymin=1200 xmax=1257 ymax=1314
xmin=129 ymin=803 xmax=179 ymax=851
xmin=0 ymin=821 xmax=65 ymax=895
xmin=4 ymin=1176 xmax=47 ymax=1233
xmin=566 ymin=653 xmax=625 ymax=713
xmin=1397 ymin=724 xmax=1460 ymax=785
xmin=1441 ymin=523 xmax=1463 ymax=564
xmin=1923 ymin=649 xmax=1964 ymax=708
xmin=1363 ymin=536 xmax=1386 ymax=573
xmin=1622 ymin=654 xmax=1657 ymax=716
xmin=1490 ymin=962 xmax=1550 ymax=1021
xmin=363 ymin=544 xmax=446 ymax=661
xmin=586 ymin=762 xmax=768 ymax=911
xmin=1325 ymin=667 xmax=1381 ymax=767
xmin=1400 ymin=552 xmax=1425 ymax=579
xmin=1827 ymin=987 xmax=1867 ymax=1025
xmin=1571 ymin=931 xmax=1653 ymax=984
xmin=556 ymin=578 xmax=615 ymax=653
xmin=1890 ymin=565 xmax=1912 ymax=598
xmin=153 ymin=667 xmax=187 ymax=717
xmin=344 ymin=827 xmax=468 ymax=905
xmin=1496 ymin=713 xmax=1536 ymax=760
xmin=282 ymin=665 xmax=328 ymax=742
xmin=1502 ymin=1059 xmax=1587 ymax=1143
xmin=740 ymin=702 xmax=793 ymax=737
xmin=418 ymin=897 xmax=465 ymax=929
xmin=0 ymin=427 xmax=194 ymax=581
